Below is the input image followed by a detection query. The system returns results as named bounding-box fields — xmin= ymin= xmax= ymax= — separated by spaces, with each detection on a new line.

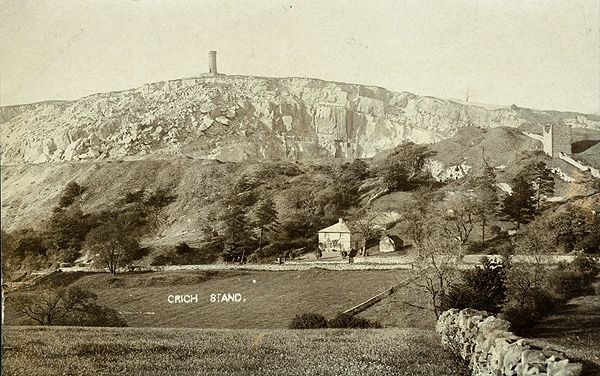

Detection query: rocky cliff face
xmin=2 ymin=75 xmax=599 ymax=165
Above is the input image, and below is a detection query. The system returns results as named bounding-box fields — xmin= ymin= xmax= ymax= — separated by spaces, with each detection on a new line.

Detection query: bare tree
xmin=436 ymin=193 xmax=477 ymax=246
xmin=11 ymin=286 xmax=126 ymax=326
xmin=12 ymin=287 xmax=94 ymax=325
xmin=352 ymin=212 xmax=383 ymax=251
xmin=407 ymin=237 xmax=461 ymax=318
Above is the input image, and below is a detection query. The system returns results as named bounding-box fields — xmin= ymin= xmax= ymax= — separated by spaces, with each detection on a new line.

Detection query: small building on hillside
xmin=379 ymin=234 xmax=404 ymax=253
xmin=317 ymin=218 xmax=365 ymax=253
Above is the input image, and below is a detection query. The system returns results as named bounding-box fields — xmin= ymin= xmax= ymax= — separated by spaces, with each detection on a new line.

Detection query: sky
xmin=0 ymin=0 xmax=599 ymax=113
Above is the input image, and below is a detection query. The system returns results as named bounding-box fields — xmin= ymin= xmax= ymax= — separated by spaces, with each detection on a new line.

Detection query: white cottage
xmin=317 ymin=218 xmax=365 ymax=253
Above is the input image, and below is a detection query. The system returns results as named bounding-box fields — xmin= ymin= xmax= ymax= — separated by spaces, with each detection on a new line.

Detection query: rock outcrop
xmin=2 ymin=75 xmax=599 ymax=165
xmin=436 ymin=308 xmax=582 ymax=376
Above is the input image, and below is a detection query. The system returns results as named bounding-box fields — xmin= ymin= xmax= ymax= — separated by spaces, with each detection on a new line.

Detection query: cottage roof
xmin=381 ymin=234 xmax=403 ymax=244
xmin=318 ymin=218 xmax=360 ymax=234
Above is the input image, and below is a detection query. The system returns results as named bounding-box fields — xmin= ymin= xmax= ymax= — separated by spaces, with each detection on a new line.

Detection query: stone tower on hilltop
xmin=208 ymin=51 xmax=217 ymax=75
xmin=542 ymin=123 xmax=572 ymax=158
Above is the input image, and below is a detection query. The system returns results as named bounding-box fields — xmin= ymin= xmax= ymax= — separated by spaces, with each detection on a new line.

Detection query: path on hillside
xmin=530 ymin=279 xmax=600 ymax=375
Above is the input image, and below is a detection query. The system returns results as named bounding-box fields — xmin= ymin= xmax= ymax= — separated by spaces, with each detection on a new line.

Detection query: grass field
xmin=5 ymin=269 xmax=433 ymax=329
xmin=1 ymin=326 xmax=467 ymax=376
xmin=529 ymin=280 xmax=600 ymax=376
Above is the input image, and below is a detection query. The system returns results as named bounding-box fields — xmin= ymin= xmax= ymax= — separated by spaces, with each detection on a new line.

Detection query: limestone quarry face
xmin=1 ymin=75 xmax=599 ymax=165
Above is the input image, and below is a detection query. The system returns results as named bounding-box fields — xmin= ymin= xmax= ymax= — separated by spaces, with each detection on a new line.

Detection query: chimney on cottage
xmin=339 ymin=218 xmax=344 ymax=223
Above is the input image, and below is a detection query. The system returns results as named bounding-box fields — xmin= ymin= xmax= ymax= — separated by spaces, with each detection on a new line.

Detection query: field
xmin=4 ymin=269 xmax=433 ymax=329
xmin=528 ymin=280 xmax=600 ymax=375
xmin=1 ymin=326 xmax=467 ymax=376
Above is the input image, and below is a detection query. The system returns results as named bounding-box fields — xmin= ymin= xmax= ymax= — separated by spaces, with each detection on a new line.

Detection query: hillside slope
xmin=2 ymin=127 xmax=595 ymax=240
xmin=2 ymin=75 xmax=599 ymax=164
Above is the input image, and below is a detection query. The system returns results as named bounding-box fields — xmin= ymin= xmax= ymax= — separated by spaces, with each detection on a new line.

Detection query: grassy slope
xmin=1 ymin=326 xmax=467 ymax=376
xmin=0 ymin=159 xmax=337 ymax=244
xmin=528 ymin=279 xmax=600 ymax=375
xmin=5 ymin=269 xmax=432 ymax=329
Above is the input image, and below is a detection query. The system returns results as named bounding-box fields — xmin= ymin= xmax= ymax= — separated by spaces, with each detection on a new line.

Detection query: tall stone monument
xmin=208 ymin=51 xmax=217 ymax=75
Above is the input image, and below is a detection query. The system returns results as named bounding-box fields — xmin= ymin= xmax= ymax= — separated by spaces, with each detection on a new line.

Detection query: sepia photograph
xmin=1 ymin=1 xmax=599 ymax=375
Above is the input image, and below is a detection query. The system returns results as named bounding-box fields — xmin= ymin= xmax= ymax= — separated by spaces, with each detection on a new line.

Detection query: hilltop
xmin=1 ymin=75 xmax=599 ymax=165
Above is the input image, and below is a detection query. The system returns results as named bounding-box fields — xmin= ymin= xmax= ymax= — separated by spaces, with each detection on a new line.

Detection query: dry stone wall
xmin=436 ymin=308 xmax=582 ymax=376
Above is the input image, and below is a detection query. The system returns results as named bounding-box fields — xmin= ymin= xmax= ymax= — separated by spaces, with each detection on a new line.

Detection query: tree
xmin=251 ymin=198 xmax=279 ymax=249
xmin=84 ymin=213 xmax=141 ymax=274
xmin=441 ymin=257 xmax=506 ymax=313
xmin=11 ymin=286 xmax=126 ymax=326
xmin=521 ymin=161 xmax=554 ymax=210
xmin=550 ymin=205 xmax=595 ymax=252
xmin=378 ymin=142 xmax=436 ymax=192
xmin=472 ymin=164 xmax=498 ymax=244
xmin=436 ymin=193 xmax=477 ymax=246
xmin=501 ymin=176 xmax=535 ymax=228
xmin=352 ymin=212 xmax=383 ymax=249
xmin=409 ymin=237 xmax=461 ymax=318
xmin=381 ymin=162 xmax=411 ymax=192
xmin=397 ymin=192 xmax=439 ymax=246
xmin=46 ymin=205 xmax=91 ymax=262
xmin=221 ymin=204 xmax=255 ymax=262
xmin=347 ymin=159 xmax=371 ymax=180
xmin=515 ymin=216 xmax=555 ymax=254
xmin=1 ymin=228 xmax=48 ymax=275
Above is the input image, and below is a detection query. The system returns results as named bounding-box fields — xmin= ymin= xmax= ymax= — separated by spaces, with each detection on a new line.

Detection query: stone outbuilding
xmin=379 ymin=234 xmax=404 ymax=253
xmin=317 ymin=218 xmax=365 ymax=253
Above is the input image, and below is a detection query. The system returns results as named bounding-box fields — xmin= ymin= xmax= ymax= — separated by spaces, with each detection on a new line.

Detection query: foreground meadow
xmin=2 ymin=326 xmax=466 ymax=376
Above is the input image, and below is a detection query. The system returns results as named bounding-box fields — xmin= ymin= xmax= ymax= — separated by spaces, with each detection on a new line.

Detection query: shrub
xmin=546 ymin=254 xmax=598 ymax=299
xmin=146 ymin=188 xmax=177 ymax=208
xmin=547 ymin=269 xmax=590 ymax=299
xmin=327 ymin=313 xmax=382 ymax=329
xmin=175 ymin=242 xmax=192 ymax=255
xmin=123 ymin=189 xmax=146 ymax=204
xmin=489 ymin=225 xmax=502 ymax=237
xmin=289 ymin=313 xmax=328 ymax=329
xmin=441 ymin=258 xmax=506 ymax=314
xmin=501 ymin=288 xmax=558 ymax=335
xmin=569 ymin=254 xmax=599 ymax=284
xmin=58 ymin=182 xmax=85 ymax=208
xmin=11 ymin=286 xmax=127 ymax=327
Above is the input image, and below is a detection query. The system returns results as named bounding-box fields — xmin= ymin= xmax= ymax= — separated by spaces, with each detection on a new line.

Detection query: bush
xmin=175 ymin=242 xmax=192 ymax=255
xmin=569 ymin=254 xmax=599 ymax=284
xmin=150 ymin=240 xmax=222 ymax=266
xmin=58 ymin=182 xmax=85 ymax=208
xmin=546 ymin=254 xmax=598 ymax=299
xmin=489 ymin=225 xmax=502 ymax=237
xmin=499 ymin=255 xmax=597 ymax=335
xmin=289 ymin=313 xmax=328 ymax=329
xmin=501 ymin=288 xmax=558 ymax=335
xmin=11 ymin=286 xmax=127 ymax=327
xmin=60 ymin=303 xmax=127 ymax=327
xmin=327 ymin=313 xmax=382 ymax=329
xmin=441 ymin=258 xmax=506 ymax=314
xmin=547 ymin=270 xmax=590 ymax=299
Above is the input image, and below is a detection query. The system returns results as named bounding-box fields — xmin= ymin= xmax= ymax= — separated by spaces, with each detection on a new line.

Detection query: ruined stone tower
xmin=208 ymin=51 xmax=217 ymax=74
xmin=542 ymin=123 xmax=572 ymax=158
